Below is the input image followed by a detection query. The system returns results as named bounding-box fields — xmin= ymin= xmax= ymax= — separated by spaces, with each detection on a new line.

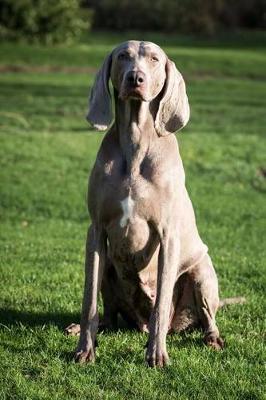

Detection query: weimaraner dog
xmin=66 ymin=41 xmax=243 ymax=367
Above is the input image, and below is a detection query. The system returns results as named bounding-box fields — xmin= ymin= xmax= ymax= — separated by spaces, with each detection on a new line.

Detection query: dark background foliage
xmin=0 ymin=0 xmax=90 ymax=43
xmin=0 ymin=0 xmax=265 ymax=43
xmin=88 ymin=0 xmax=266 ymax=34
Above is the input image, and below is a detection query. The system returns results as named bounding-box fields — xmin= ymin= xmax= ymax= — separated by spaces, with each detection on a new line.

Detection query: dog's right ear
xmin=86 ymin=52 xmax=113 ymax=131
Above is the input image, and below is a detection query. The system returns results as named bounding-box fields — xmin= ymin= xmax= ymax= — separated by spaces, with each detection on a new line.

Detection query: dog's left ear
xmin=87 ymin=52 xmax=113 ymax=131
xmin=155 ymin=59 xmax=190 ymax=137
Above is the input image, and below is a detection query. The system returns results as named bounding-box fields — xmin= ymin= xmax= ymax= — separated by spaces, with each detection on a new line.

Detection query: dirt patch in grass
xmin=0 ymin=64 xmax=98 ymax=74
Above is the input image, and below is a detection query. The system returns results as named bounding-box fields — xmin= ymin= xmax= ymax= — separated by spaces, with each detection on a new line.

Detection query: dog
xmin=66 ymin=41 xmax=244 ymax=367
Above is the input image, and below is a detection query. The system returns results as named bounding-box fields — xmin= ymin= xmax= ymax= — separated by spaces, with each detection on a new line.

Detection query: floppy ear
xmin=86 ymin=52 xmax=113 ymax=131
xmin=155 ymin=59 xmax=190 ymax=137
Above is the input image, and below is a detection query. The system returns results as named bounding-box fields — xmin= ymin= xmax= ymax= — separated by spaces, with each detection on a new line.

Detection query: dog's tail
xmin=219 ymin=297 xmax=246 ymax=308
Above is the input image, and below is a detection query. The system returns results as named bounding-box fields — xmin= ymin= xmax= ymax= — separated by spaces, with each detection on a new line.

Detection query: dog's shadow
xmin=0 ymin=308 xmax=203 ymax=363
xmin=0 ymin=307 xmax=80 ymax=332
xmin=0 ymin=308 xmax=138 ymax=361
xmin=0 ymin=307 xmax=145 ymax=333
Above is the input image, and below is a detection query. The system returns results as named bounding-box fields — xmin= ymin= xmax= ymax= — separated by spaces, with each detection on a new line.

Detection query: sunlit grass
xmin=0 ymin=32 xmax=265 ymax=399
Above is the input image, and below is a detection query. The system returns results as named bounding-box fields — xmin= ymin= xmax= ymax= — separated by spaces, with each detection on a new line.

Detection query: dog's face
xmin=87 ymin=40 xmax=190 ymax=135
xmin=110 ymin=41 xmax=167 ymax=102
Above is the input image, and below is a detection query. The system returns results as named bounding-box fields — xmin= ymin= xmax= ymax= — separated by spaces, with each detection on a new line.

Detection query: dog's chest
xmin=119 ymin=194 xmax=136 ymax=228
xmin=100 ymin=153 xmax=163 ymax=225
xmin=105 ymin=191 xmax=158 ymax=270
xmin=98 ymin=157 xmax=160 ymax=267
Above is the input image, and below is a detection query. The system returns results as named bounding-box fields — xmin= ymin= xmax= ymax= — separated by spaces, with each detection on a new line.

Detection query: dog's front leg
xmin=75 ymin=224 xmax=106 ymax=363
xmin=146 ymin=229 xmax=180 ymax=367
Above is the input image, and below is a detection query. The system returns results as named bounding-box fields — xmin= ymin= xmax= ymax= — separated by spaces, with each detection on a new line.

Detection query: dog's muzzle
xmin=120 ymin=70 xmax=148 ymax=100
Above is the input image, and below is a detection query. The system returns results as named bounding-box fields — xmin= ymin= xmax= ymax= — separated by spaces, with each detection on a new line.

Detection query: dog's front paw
xmin=145 ymin=342 xmax=170 ymax=368
xmin=74 ymin=346 xmax=96 ymax=364
xmin=74 ymin=336 xmax=98 ymax=364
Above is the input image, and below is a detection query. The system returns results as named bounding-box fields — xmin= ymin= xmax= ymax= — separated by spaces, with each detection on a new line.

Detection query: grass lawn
xmin=0 ymin=31 xmax=265 ymax=399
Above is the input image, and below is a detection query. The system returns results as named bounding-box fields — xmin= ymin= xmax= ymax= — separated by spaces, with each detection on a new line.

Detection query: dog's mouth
xmin=119 ymin=86 xmax=149 ymax=102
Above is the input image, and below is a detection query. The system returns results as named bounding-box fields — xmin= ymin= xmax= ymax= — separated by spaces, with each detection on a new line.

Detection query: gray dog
xmin=66 ymin=41 xmax=244 ymax=367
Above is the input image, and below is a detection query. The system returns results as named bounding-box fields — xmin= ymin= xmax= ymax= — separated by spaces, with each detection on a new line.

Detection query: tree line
xmin=1 ymin=0 xmax=265 ymax=44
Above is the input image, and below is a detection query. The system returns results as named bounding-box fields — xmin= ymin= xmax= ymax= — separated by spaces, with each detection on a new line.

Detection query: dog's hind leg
xmin=192 ymin=254 xmax=224 ymax=350
xmin=171 ymin=272 xmax=199 ymax=333
xmin=101 ymin=259 xmax=119 ymax=331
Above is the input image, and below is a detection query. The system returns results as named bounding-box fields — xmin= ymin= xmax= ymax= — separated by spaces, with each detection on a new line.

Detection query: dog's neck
xmin=114 ymin=94 xmax=158 ymax=175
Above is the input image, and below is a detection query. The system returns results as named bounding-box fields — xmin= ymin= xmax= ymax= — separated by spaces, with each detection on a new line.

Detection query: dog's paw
xmin=204 ymin=333 xmax=224 ymax=350
xmin=65 ymin=323 xmax=80 ymax=336
xmin=74 ymin=335 xmax=98 ymax=364
xmin=74 ymin=347 xmax=96 ymax=363
xmin=145 ymin=343 xmax=170 ymax=368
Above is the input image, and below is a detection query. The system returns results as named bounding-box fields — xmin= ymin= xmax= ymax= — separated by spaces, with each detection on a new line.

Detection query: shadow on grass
xmin=0 ymin=308 xmax=209 ymax=366
xmin=0 ymin=308 xmax=80 ymax=331
xmin=0 ymin=307 xmax=205 ymax=334
xmin=0 ymin=308 xmax=141 ymax=335
xmin=82 ymin=30 xmax=266 ymax=50
xmin=0 ymin=308 xmax=204 ymax=349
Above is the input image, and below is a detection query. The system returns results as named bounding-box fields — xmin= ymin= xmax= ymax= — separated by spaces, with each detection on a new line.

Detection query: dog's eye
xmin=118 ymin=52 xmax=129 ymax=60
xmin=151 ymin=55 xmax=159 ymax=62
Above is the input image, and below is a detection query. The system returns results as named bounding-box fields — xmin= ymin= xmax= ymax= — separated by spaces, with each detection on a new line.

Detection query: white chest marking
xmin=120 ymin=196 xmax=135 ymax=228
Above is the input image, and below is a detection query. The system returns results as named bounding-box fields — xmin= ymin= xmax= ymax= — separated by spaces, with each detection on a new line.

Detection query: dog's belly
xmin=105 ymin=215 xmax=160 ymax=329
xmin=105 ymin=215 xmax=159 ymax=330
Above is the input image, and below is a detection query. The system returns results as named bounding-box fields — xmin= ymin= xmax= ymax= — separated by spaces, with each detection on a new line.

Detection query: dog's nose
xmin=126 ymin=71 xmax=145 ymax=87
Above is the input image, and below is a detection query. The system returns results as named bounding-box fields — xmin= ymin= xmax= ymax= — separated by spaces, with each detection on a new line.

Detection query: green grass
xmin=0 ymin=32 xmax=266 ymax=399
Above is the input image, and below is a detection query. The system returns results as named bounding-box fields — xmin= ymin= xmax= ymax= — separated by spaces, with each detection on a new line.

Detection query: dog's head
xmin=87 ymin=40 xmax=190 ymax=136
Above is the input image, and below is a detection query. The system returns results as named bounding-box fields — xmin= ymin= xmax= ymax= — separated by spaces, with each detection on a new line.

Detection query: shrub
xmin=0 ymin=0 xmax=91 ymax=44
xmin=90 ymin=0 xmax=265 ymax=34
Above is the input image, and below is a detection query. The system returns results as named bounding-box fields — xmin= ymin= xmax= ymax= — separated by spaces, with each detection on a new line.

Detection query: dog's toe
xmin=204 ymin=333 xmax=224 ymax=350
xmin=65 ymin=323 xmax=81 ymax=336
